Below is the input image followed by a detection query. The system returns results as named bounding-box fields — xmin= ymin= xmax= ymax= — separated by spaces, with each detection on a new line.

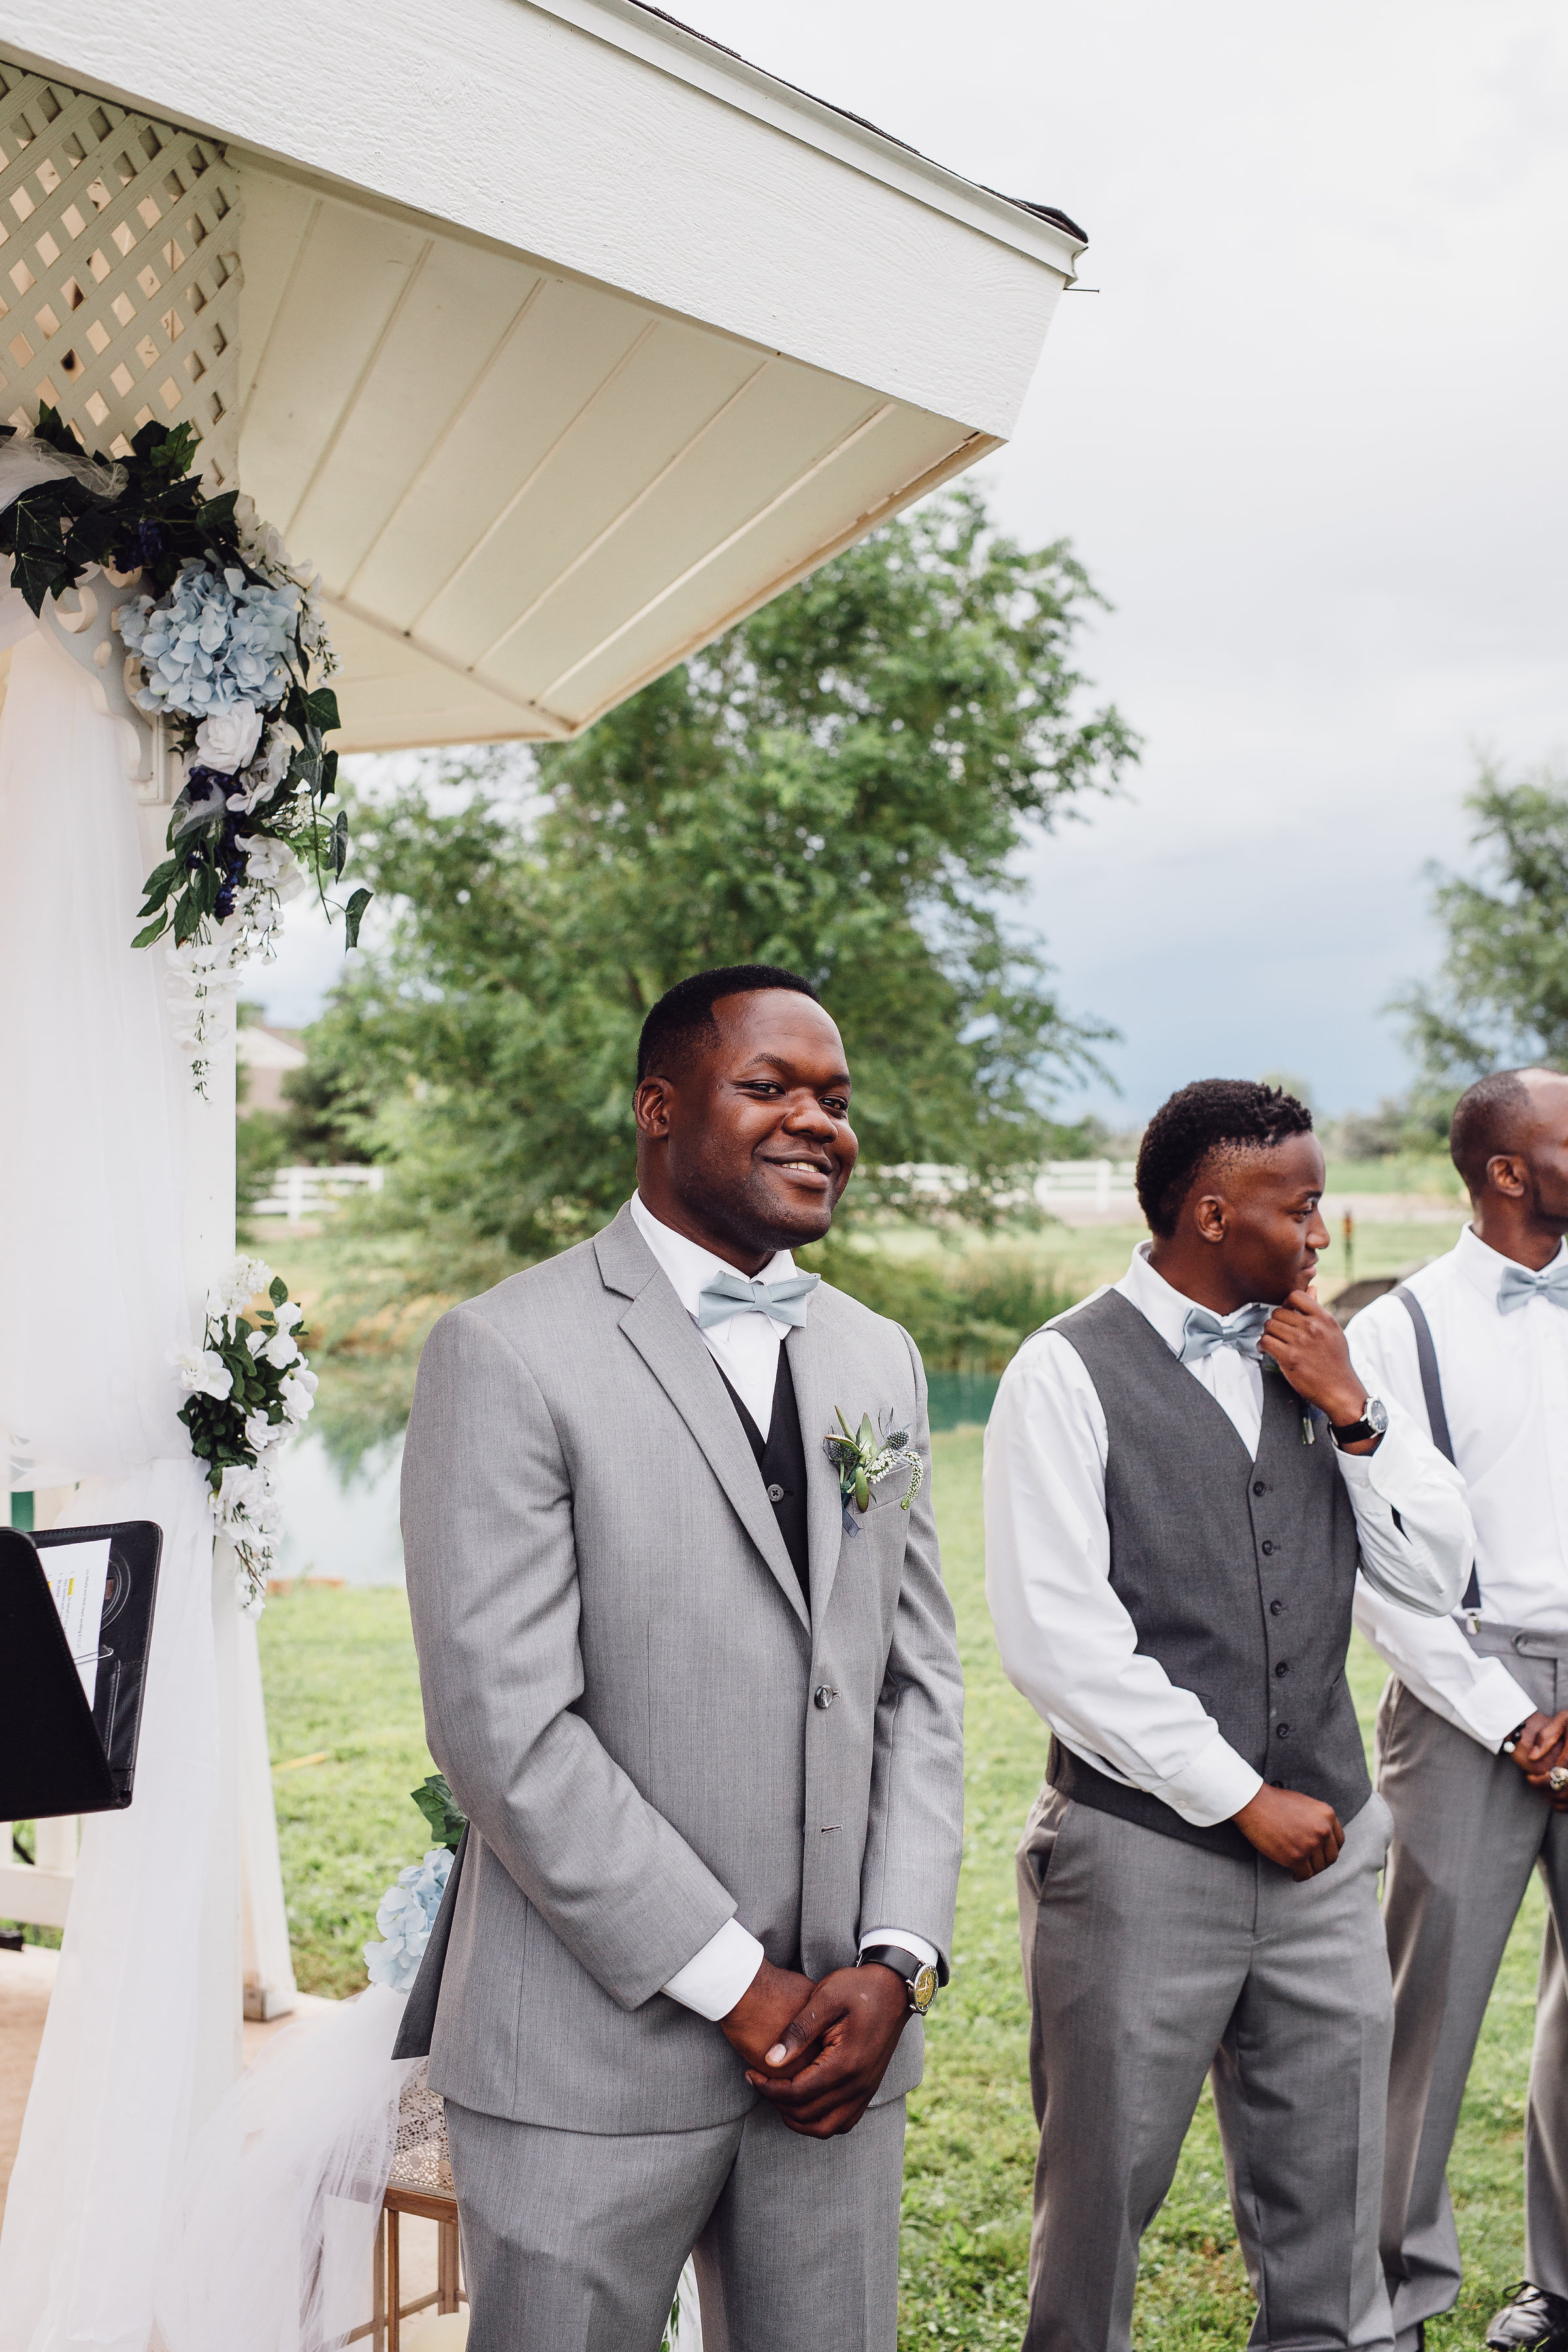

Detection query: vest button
xmin=1261 ymin=1540 xmax=1275 ymax=1556
xmin=813 ymin=1685 xmax=836 ymax=1709
xmin=767 ymin=1482 xmax=785 ymax=1503
xmin=1269 ymin=1599 xmax=1284 ymax=1615
xmin=1253 ymin=1480 xmax=1266 ymax=1497
xmin=1277 ymin=1724 xmax=1291 ymax=1739
xmin=1275 ymin=1660 xmax=1289 ymax=1676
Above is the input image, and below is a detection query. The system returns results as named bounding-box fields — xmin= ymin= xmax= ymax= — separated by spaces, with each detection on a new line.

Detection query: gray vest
xmin=1049 ymin=1288 xmax=1370 ymax=1861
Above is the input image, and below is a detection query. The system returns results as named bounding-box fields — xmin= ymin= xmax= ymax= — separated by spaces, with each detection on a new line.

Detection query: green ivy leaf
xmin=269 ymin=1276 xmax=289 ymax=1306
xmin=304 ymin=687 xmax=340 ymax=734
xmin=343 ymin=887 xmax=372 ymax=949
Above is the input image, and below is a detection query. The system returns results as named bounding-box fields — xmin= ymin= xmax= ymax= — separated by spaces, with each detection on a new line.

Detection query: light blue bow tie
xmin=695 ymin=1267 xmax=820 ymax=1330
xmin=1177 ymin=1301 xmax=1273 ymax=1365
xmin=1496 ymin=1258 xmax=1568 ymax=1316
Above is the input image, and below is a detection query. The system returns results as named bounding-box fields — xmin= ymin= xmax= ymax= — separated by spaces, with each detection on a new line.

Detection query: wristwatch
xmin=1328 ymin=1396 xmax=1389 ymax=1450
xmin=858 ymin=1944 xmax=939 ymax=2016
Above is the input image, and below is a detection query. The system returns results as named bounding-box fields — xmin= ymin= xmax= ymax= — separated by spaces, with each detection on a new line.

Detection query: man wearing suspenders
xmin=1350 ymin=1067 xmax=1568 ymax=2352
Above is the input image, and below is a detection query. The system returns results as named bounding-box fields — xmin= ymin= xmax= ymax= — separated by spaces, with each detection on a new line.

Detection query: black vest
xmin=1049 ymin=1288 xmax=1370 ymax=1861
xmin=717 ymin=1343 xmax=810 ymax=1609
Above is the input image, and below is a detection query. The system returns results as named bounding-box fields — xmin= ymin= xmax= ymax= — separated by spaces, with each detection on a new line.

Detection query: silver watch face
xmin=1365 ymin=1396 xmax=1390 ymax=1436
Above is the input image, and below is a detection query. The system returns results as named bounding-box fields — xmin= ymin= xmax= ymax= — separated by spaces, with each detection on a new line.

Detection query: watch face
xmin=911 ymin=1963 xmax=939 ymax=2014
xmin=1365 ymin=1396 xmax=1390 ymax=1436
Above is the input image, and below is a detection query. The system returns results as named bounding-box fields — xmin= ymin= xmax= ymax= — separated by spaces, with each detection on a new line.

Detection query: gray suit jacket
xmin=396 ymin=1203 xmax=964 ymax=2134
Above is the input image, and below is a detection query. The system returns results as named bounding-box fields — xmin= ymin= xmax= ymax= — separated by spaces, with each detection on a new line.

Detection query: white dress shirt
xmin=630 ymin=1192 xmax=938 ymax=2017
xmin=984 ymin=1244 xmax=1475 ymax=1829
xmin=1350 ymin=1226 xmax=1568 ymax=1750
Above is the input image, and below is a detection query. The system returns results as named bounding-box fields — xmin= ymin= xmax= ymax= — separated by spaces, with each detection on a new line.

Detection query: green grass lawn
xmin=259 ymin=1427 xmax=1537 ymax=2347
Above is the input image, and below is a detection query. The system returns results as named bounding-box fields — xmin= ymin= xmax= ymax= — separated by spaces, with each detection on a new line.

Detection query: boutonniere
xmin=823 ymin=1409 xmax=924 ymax=1536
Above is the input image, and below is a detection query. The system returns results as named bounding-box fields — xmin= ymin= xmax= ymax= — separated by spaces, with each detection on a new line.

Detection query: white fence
xmin=250 ymin=1164 xmax=386 ymax=1226
xmin=1034 ymin=1160 xmax=1139 ymax=1212
xmin=0 ymin=1815 xmax=78 ymax=1930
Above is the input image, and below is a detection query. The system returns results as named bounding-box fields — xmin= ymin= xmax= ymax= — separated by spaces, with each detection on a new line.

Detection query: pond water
xmin=272 ymin=1374 xmax=1000 ymax=1591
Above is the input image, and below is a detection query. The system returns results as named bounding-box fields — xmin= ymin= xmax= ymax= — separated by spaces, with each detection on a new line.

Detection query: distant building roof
xmin=237 ymin=1026 xmax=307 ymax=1073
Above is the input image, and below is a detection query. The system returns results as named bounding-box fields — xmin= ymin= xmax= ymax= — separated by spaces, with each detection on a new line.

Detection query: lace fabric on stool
xmin=391 ymin=2057 xmax=453 ymax=2196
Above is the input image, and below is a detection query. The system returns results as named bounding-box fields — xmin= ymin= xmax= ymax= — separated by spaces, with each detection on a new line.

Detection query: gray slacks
xmin=1016 ymin=1785 xmax=1396 ymax=2352
xmin=445 ymin=2090 xmax=906 ymax=2352
xmin=1376 ymin=1633 xmax=1568 ymax=2342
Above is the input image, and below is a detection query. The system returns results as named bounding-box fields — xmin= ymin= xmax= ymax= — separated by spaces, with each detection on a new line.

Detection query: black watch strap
xmin=858 ymin=1944 xmax=938 ymax=2014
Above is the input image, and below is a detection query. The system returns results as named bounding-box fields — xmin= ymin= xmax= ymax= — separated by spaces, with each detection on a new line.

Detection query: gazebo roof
xmin=0 ymin=1 xmax=1085 ymax=751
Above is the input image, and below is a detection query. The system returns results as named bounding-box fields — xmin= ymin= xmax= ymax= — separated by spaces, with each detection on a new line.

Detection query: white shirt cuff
xmin=1463 ymin=1661 xmax=1539 ymax=1752
xmin=858 ymin=1928 xmax=939 ymax=1970
xmin=1149 ymin=1728 xmax=1265 ymax=1827
xmin=662 ymin=1917 xmax=764 ymax=2021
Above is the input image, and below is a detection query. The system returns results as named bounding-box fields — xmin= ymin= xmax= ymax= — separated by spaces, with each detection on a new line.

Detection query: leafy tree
xmin=1399 ymin=762 xmax=1568 ymax=1080
xmin=309 ymin=489 xmax=1137 ymax=1277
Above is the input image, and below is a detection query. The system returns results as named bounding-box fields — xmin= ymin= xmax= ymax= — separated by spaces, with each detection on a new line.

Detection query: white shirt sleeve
xmin=662 ymin=1917 xmax=939 ymax=2020
xmin=1347 ymin=1306 xmax=1524 ymax=1747
xmin=983 ymin=1331 xmax=1264 ymax=1830
xmin=1330 ymin=1392 xmax=1474 ymax=1618
xmin=859 ymin=1928 xmax=939 ymax=1969
xmin=662 ymin=1917 xmax=764 ymax=2020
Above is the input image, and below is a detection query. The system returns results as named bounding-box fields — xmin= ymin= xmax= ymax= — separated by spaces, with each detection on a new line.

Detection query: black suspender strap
xmin=1396 ymin=1287 xmax=1480 ymax=1614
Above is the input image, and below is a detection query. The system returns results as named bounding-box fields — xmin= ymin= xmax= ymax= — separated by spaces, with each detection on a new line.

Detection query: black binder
xmin=0 ymin=1520 xmax=162 ymax=1818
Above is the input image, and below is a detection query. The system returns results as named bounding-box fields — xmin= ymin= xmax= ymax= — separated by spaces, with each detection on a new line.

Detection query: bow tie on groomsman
xmin=1495 ymin=1256 xmax=1568 ymax=1315
xmin=695 ymin=1267 xmax=821 ymax=1329
xmin=1177 ymin=1301 xmax=1275 ymax=1365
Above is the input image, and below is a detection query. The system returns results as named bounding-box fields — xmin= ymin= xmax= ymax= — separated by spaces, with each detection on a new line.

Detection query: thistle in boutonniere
xmin=823 ymin=1409 xmax=924 ymax=1536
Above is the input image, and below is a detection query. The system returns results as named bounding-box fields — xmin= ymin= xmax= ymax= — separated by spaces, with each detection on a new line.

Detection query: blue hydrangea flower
xmin=116 ymin=559 xmax=299 ymax=720
xmin=363 ymin=1846 xmax=453 ymax=1994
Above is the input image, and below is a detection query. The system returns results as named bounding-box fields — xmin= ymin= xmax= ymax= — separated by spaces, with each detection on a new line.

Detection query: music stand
xmin=0 ymin=1521 xmax=162 ymax=1819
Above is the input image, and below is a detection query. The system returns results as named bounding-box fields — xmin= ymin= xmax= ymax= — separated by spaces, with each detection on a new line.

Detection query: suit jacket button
xmin=813 ymin=1685 xmax=836 ymax=1709
xmin=1253 ymin=1480 xmax=1266 ymax=1496
xmin=1261 ymin=1540 xmax=1275 ymax=1556
xmin=767 ymin=1482 xmax=785 ymax=1502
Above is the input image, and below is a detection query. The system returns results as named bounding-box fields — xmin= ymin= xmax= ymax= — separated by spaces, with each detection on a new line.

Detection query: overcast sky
xmin=257 ymin=1 xmax=1568 ymax=1122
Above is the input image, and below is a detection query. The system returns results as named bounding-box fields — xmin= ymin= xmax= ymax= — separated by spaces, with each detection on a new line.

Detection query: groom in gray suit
xmin=397 ymin=964 xmax=964 ymax=2351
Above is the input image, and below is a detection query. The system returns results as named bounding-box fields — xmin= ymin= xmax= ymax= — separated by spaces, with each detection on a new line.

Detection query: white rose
xmin=263 ymin=1331 xmax=300 ymax=1371
xmin=170 ymin=1345 xmax=232 ymax=1401
xmin=279 ymin=1372 xmax=316 ymax=1423
xmin=194 ymin=702 xmax=263 ymax=776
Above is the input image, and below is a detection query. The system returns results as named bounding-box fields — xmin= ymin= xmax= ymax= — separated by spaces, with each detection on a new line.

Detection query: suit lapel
xmin=785 ymin=1311 xmax=858 ymax=1631
xmin=597 ymin=1209 xmax=810 ymax=1633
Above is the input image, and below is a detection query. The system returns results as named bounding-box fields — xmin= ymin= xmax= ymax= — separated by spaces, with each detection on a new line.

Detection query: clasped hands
xmin=719 ymin=1957 xmax=910 ymax=2140
xmin=1508 ymin=1713 xmax=1568 ymax=1809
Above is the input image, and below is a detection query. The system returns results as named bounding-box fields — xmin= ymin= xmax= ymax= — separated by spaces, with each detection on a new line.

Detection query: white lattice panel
xmin=0 ymin=58 xmax=240 ymax=483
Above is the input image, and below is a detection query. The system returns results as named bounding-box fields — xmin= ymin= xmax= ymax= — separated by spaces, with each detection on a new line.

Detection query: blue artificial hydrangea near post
xmin=116 ymin=558 xmax=299 ymax=719
xmin=363 ymin=1848 xmax=453 ymax=1995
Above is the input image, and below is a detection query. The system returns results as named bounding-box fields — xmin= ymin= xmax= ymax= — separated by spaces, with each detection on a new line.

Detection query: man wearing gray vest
xmin=985 ymin=1078 xmax=1474 ymax=2352
xmin=1350 ymin=1067 xmax=1568 ymax=2352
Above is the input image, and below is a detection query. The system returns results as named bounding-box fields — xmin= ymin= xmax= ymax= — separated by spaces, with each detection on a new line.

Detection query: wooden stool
xmin=353 ymin=2183 xmax=463 ymax=2352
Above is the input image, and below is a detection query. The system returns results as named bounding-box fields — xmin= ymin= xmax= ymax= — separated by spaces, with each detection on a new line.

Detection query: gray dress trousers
xmin=1377 ymin=1629 xmax=1568 ymax=2343
xmin=1017 ymin=1785 xmax=1397 ymax=2352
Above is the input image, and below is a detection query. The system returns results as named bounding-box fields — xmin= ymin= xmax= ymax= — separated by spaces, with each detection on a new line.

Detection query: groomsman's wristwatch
xmin=858 ymin=1945 xmax=939 ymax=2015
xmin=1328 ymin=1396 xmax=1389 ymax=1450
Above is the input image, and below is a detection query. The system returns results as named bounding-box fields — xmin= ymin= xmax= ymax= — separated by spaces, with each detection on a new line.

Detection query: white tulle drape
xmin=0 ymin=617 xmax=221 ymax=2352
xmin=154 ymin=1986 xmax=408 ymax=2352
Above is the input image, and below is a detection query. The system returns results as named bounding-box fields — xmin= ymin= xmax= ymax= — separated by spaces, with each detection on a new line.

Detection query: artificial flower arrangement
xmin=0 ymin=405 xmax=367 ymax=1086
xmin=172 ymin=1254 xmax=318 ymax=1609
xmin=363 ymin=1776 xmax=466 ymax=1993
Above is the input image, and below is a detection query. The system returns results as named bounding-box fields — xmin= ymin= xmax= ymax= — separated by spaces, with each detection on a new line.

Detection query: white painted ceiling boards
xmin=0 ymin=0 xmax=1086 ymax=751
